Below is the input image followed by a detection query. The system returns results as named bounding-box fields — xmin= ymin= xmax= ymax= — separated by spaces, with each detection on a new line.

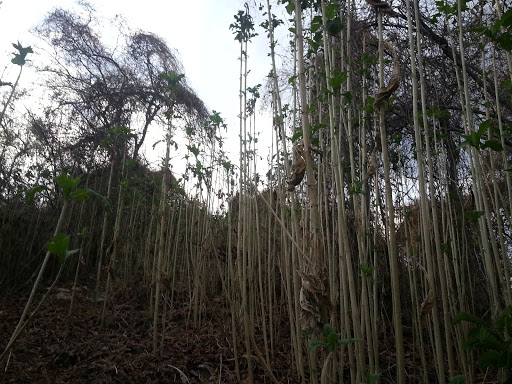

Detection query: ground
xmin=0 ymin=278 xmax=297 ymax=384
xmin=1 ymin=278 xmax=496 ymax=383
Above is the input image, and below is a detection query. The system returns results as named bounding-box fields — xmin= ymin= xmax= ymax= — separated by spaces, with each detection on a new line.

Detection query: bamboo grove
xmin=1 ymin=0 xmax=512 ymax=383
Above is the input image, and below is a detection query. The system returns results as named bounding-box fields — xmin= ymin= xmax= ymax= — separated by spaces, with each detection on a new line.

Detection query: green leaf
xmin=77 ymin=228 xmax=91 ymax=241
xmin=478 ymin=350 xmax=502 ymax=369
xmin=338 ymin=338 xmax=359 ymax=345
xmin=496 ymin=306 xmax=512 ymax=336
xmin=310 ymin=15 xmax=323 ymax=33
xmin=70 ymin=189 xmax=91 ymax=200
xmin=100 ymin=126 xmax=136 ymax=147
xmin=427 ymin=107 xmax=451 ymax=121
xmin=323 ymin=324 xmax=334 ymax=336
xmin=307 ymin=36 xmax=321 ymax=53
xmin=463 ymin=210 xmax=485 ymax=224
xmin=342 ymin=91 xmax=352 ymax=105
xmin=497 ymin=34 xmax=512 ymax=51
xmin=26 ymin=185 xmax=49 ymax=204
xmin=350 ymin=181 xmax=367 ymax=196
xmin=468 ymin=326 xmax=503 ymax=351
xmin=360 ymin=263 xmax=375 ymax=277
xmin=325 ymin=332 xmax=340 ymax=351
xmin=456 ymin=134 xmax=473 ymax=149
xmin=482 ymin=10 xmax=512 ymax=51
xmin=46 ymin=234 xmax=69 ymax=262
xmin=187 ymin=144 xmax=200 ymax=157
xmin=326 ymin=16 xmax=343 ymax=36
xmin=311 ymin=123 xmax=326 ymax=133
xmin=54 ymin=170 xmax=81 ymax=200
xmin=435 ymin=0 xmax=458 ymax=15
xmin=66 ymin=248 xmax=79 ymax=260
xmin=362 ymin=96 xmax=375 ymax=114
xmin=457 ymin=120 xmax=501 ymax=151
xmin=325 ymin=2 xmax=341 ymax=19
xmin=481 ymin=140 xmax=503 ymax=152
xmin=453 ymin=307 xmax=512 ymax=371
xmin=46 ymin=234 xmax=78 ymax=264
xmin=453 ymin=311 xmax=485 ymax=326
xmin=501 ymin=9 xmax=512 ymax=27
xmin=11 ymin=42 xmax=33 ymax=66
xmin=308 ymin=340 xmax=329 ymax=353
xmin=291 ymin=130 xmax=303 ymax=142
xmin=476 ymin=119 xmax=491 ymax=138
xmin=364 ymin=372 xmax=381 ymax=384
xmin=329 ymin=72 xmax=347 ymax=89
xmin=159 ymin=72 xmax=185 ymax=91
xmin=449 ymin=375 xmax=466 ymax=384
xmin=285 ymin=2 xmax=295 ymax=15
xmin=72 ymin=188 xmax=112 ymax=213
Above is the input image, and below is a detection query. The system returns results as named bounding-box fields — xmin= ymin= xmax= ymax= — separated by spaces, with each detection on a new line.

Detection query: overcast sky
xmin=0 ymin=0 xmax=287 ymax=174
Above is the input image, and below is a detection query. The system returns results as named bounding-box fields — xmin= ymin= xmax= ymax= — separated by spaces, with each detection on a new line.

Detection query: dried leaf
xmin=297 ymin=270 xmax=325 ymax=294
xmin=299 ymin=285 xmax=321 ymax=332
xmin=364 ymin=148 xmax=379 ymax=182
xmin=374 ymin=40 xmax=401 ymax=109
xmin=420 ymin=289 xmax=435 ymax=326
xmin=297 ymin=267 xmax=333 ymax=332
xmin=287 ymin=141 xmax=306 ymax=191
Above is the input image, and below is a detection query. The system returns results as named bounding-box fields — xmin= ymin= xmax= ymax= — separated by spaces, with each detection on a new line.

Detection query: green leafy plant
xmin=457 ymin=120 xmax=503 ymax=152
xmin=100 ymin=125 xmax=136 ymax=149
xmin=360 ymin=263 xmax=376 ymax=279
xmin=449 ymin=375 xmax=466 ymax=384
xmin=11 ymin=41 xmax=33 ymax=66
xmin=329 ymin=71 xmax=348 ymax=94
xmin=473 ymin=9 xmax=512 ymax=51
xmin=431 ymin=0 xmax=468 ymax=23
xmin=309 ymin=324 xmax=358 ymax=353
xmin=0 ymin=42 xmax=33 ymax=128
xmin=46 ymin=234 xmax=79 ymax=265
xmin=308 ymin=325 xmax=360 ymax=384
xmin=230 ymin=4 xmax=257 ymax=43
xmin=453 ymin=306 xmax=512 ymax=380
xmin=1 ymin=169 xmax=108 ymax=366
xmin=27 ymin=169 xmax=111 ymax=212
xmin=464 ymin=210 xmax=485 ymax=224
xmin=363 ymin=371 xmax=381 ymax=384
xmin=350 ymin=180 xmax=368 ymax=196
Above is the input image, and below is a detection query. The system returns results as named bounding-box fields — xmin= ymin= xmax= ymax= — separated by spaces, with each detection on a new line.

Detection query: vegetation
xmin=1 ymin=0 xmax=512 ymax=383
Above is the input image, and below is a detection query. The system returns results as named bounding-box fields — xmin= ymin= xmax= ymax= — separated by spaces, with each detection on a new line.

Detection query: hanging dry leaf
xmin=420 ymin=289 xmax=435 ymax=326
xmin=297 ymin=266 xmax=332 ymax=333
xmin=299 ymin=285 xmax=321 ymax=333
xmin=374 ymin=40 xmax=400 ymax=110
xmin=297 ymin=269 xmax=325 ymax=294
xmin=286 ymin=141 xmax=306 ymax=191
xmin=364 ymin=147 xmax=379 ymax=182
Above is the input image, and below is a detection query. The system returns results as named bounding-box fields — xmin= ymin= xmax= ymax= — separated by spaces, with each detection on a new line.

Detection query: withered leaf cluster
xmin=286 ymin=140 xmax=306 ymax=191
xmin=297 ymin=267 xmax=331 ymax=334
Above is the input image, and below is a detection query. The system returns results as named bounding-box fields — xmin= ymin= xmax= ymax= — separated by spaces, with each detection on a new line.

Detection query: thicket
xmin=1 ymin=0 xmax=512 ymax=383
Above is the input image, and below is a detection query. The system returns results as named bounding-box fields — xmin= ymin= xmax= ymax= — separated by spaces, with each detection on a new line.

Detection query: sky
xmin=0 ymin=0 xmax=288 ymax=178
